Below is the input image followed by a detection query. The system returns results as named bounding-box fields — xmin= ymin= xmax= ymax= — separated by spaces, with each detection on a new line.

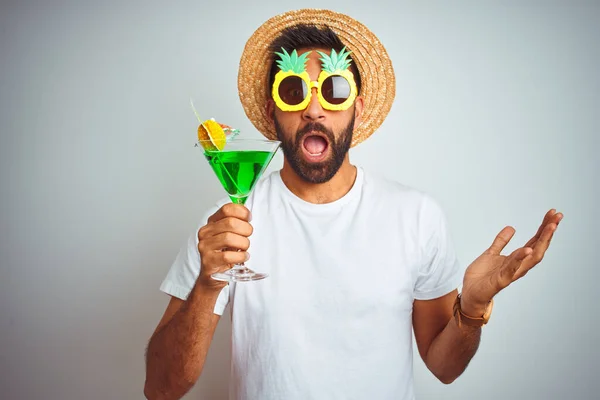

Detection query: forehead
xmin=297 ymin=47 xmax=330 ymax=70
xmin=297 ymin=47 xmax=330 ymax=55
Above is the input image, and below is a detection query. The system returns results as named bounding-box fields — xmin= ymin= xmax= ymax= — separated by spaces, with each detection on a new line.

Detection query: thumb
xmin=486 ymin=226 xmax=516 ymax=255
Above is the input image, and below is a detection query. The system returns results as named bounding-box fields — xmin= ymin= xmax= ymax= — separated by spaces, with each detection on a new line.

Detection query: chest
xmin=233 ymin=204 xmax=420 ymax=324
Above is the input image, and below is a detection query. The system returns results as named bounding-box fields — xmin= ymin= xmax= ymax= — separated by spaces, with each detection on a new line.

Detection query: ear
xmin=266 ymin=99 xmax=276 ymax=126
xmin=353 ymin=96 xmax=364 ymax=128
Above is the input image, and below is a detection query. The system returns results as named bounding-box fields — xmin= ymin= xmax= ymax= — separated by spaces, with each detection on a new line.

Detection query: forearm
xmin=144 ymin=284 xmax=222 ymax=400
xmin=424 ymin=316 xmax=481 ymax=384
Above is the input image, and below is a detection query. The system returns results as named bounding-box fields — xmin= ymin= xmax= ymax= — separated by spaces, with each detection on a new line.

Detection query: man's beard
xmin=274 ymin=115 xmax=354 ymax=184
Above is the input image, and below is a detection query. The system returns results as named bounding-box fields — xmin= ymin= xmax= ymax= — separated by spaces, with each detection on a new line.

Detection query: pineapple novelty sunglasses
xmin=272 ymin=48 xmax=358 ymax=112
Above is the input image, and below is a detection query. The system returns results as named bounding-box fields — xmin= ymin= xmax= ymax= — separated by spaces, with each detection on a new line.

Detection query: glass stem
xmin=232 ymin=262 xmax=251 ymax=273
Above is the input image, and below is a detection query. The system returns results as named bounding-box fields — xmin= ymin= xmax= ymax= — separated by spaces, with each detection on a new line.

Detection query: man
xmin=144 ymin=9 xmax=562 ymax=400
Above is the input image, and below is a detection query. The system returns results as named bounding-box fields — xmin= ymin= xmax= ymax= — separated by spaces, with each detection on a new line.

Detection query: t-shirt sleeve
xmin=159 ymin=202 xmax=230 ymax=315
xmin=413 ymin=195 xmax=463 ymax=300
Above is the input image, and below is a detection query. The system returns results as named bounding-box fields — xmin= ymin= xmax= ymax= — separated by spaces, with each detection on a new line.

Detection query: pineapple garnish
xmin=190 ymin=98 xmax=236 ymax=151
xmin=197 ymin=119 xmax=227 ymax=151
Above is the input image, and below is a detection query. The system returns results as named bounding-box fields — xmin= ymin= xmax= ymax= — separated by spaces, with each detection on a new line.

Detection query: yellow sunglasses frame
xmin=272 ymin=70 xmax=358 ymax=112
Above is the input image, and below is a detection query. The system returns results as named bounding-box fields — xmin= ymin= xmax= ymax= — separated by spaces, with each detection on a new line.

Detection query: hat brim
xmin=238 ymin=8 xmax=396 ymax=147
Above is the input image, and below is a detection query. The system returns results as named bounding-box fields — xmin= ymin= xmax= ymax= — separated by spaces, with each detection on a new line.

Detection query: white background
xmin=1 ymin=1 xmax=598 ymax=399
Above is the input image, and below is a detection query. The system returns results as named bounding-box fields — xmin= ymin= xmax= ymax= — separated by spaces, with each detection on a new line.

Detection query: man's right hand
xmin=197 ymin=203 xmax=253 ymax=290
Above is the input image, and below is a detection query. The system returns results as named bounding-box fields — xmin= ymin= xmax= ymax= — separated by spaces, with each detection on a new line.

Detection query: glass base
xmin=211 ymin=265 xmax=269 ymax=282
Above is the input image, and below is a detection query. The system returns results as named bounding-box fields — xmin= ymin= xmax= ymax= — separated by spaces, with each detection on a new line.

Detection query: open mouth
xmin=301 ymin=133 xmax=330 ymax=161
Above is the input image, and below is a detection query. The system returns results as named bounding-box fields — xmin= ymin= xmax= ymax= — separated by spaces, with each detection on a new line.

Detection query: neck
xmin=279 ymin=157 xmax=358 ymax=204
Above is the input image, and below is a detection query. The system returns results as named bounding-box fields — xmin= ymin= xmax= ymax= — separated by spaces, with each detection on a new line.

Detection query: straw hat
xmin=237 ymin=9 xmax=396 ymax=147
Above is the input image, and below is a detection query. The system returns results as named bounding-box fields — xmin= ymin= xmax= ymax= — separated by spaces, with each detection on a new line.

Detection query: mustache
xmin=295 ymin=122 xmax=335 ymax=145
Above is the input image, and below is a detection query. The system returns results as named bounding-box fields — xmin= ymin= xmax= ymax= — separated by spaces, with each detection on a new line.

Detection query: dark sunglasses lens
xmin=321 ymin=75 xmax=351 ymax=105
xmin=278 ymin=76 xmax=308 ymax=106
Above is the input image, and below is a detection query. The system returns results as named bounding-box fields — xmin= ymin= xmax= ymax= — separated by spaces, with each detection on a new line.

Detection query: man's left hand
xmin=460 ymin=209 xmax=563 ymax=317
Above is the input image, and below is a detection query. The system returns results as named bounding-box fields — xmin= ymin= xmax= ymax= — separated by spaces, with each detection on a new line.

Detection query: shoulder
xmin=360 ymin=167 xmax=449 ymax=232
xmin=253 ymin=169 xmax=280 ymax=193
xmin=241 ymin=170 xmax=281 ymax=211
xmin=361 ymin=167 xmax=433 ymax=209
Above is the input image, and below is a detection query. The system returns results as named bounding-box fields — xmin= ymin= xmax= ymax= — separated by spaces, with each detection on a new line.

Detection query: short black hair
xmin=267 ymin=24 xmax=362 ymax=96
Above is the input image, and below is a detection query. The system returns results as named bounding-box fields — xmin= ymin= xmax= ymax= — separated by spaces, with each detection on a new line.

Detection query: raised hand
xmin=460 ymin=209 xmax=563 ymax=317
xmin=196 ymin=203 xmax=253 ymax=290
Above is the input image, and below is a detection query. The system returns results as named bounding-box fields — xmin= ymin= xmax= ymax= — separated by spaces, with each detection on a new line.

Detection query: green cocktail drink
xmin=204 ymin=150 xmax=275 ymax=205
xmin=197 ymin=138 xmax=281 ymax=282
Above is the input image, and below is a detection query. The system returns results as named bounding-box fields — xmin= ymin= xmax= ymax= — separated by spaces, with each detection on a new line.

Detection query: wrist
xmin=194 ymin=276 xmax=228 ymax=296
xmin=460 ymin=293 xmax=490 ymax=318
xmin=197 ymin=265 xmax=229 ymax=291
xmin=454 ymin=293 xmax=494 ymax=329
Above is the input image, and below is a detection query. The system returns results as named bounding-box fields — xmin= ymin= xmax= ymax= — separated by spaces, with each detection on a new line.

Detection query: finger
xmin=199 ymin=217 xmax=253 ymax=241
xmin=219 ymin=250 xmax=250 ymax=266
xmin=515 ymin=222 xmax=557 ymax=279
xmin=210 ymin=263 xmax=234 ymax=277
xmin=207 ymin=203 xmax=252 ymax=224
xmin=486 ymin=226 xmax=516 ymax=255
xmin=206 ymin=232 xmax=251 ymax=252
xmin=202 ymin=250 xmax=250 ymax=271
xmin=531 ymin=222 xmax=558 ymax=259
xmin=555 ymin=212 xmax=564 ymax=225
xmin=524 ymin=209 xmax=557 ymax=248
xmin=499 ymin=247 xmax=533 ymax=286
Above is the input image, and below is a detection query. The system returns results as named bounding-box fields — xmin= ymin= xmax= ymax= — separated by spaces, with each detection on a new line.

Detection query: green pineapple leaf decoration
xmin=274 ymin=48 xmax=311 ymax=74
xmin=317 ymin=47 xmax=353 ymax=73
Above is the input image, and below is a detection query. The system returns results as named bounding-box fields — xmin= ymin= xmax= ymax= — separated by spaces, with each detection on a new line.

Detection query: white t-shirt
xmin=160 ymin=167 xmax=462 ymax=400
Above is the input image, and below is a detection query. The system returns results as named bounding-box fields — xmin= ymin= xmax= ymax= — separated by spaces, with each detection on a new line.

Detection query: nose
xmin=301 ymin=87 xmax=325 ymax=122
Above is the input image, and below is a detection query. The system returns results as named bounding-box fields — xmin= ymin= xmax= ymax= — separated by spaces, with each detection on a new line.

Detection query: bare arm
xmin=144 ymin=286 xmax=222 ymax=400
xmin=144 ymin=204 xmax=253 ymax=400
xmin=413 ymin=290 xmax=481 ymax=384
xmin=414 ymin=209 xmax=562 ymax=384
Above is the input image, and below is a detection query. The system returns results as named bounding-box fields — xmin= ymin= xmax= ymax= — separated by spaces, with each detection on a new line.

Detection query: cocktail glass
xmin=197 ymin=138 xmax=281 ymax=282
